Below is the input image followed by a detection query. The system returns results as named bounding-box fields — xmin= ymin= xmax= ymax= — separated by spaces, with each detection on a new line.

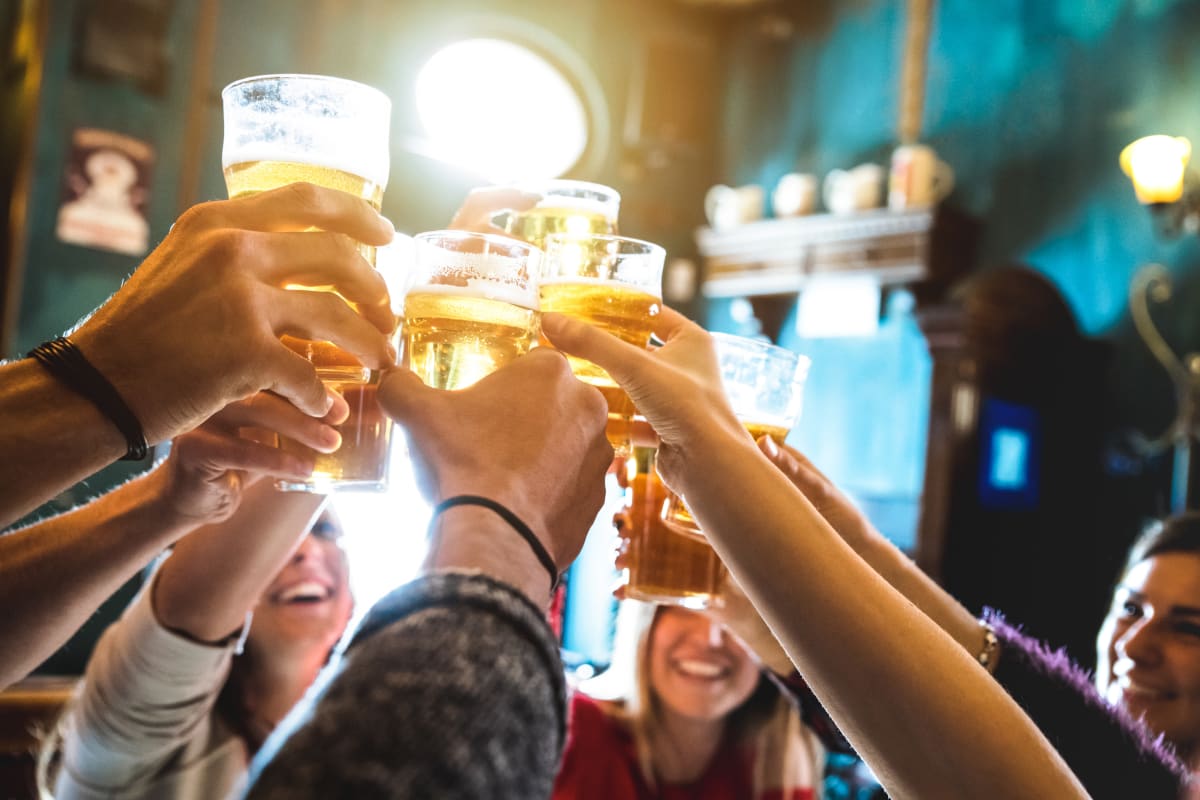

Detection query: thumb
xmin=378 ymin=367 xmax=436 ymax=423
xmin=542 ymin=312 xmax=653 ymax=390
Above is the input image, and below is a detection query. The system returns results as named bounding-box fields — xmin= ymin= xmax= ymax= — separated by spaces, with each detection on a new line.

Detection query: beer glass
xmin=623 ymin=446 xmax=725 ymax=609
xmin=402 ymin=230 xmax=541 ymax=390
xmin=622 ymin=333 xmax=809 ymax=608
xmin=222 ymin=74 xmax=394 ymax=493
xmin=539 ymin=233 xmax=664 ymax=454
xmin=503 ymin=180 xmax=620 ymax=250
xmin=662 ymin=333 xmax=810 ymax=535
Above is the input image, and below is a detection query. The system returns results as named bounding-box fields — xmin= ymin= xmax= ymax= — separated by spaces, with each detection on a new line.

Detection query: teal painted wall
xmin=12 ymin=0 xmax=207 ymax=673
xmin=711 ymin=0 xmax=1200 ymax=551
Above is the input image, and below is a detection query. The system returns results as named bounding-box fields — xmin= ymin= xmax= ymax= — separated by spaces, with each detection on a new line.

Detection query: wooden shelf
xmin=697 ymin=208 xmax=939 ymax=298
xmin=695 ymin=206 xmax=979 ymax=342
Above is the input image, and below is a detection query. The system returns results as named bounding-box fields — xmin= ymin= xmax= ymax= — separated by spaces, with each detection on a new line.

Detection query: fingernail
xmin=761 ymin=435 xmax=780 ymax=457
xmin=320 ymin=428 xmax=343 ymax=453
xmin=323 ymin=389 xmax=337 ymax=414
xmin=386 ymin=342 xmax=398 ymax=364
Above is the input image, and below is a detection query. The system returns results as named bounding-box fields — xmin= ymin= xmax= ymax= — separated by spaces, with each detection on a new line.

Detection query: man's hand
xmin=379 ymin=350 xmax=612 ymax=575
xmin=448 ymin=187 xmax=539 ymax=235
xmin=152 ymin=391 xmax=347 ymax=525
xmin=71 ymin=182 xmax=396 ymax=444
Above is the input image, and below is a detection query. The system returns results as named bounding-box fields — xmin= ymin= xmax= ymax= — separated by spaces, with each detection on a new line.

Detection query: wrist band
xmin=977 ymin=620 xmax=1001 ymax=673
xmin=29 ymin=336 xmax=148 ymax=461
xmin=431 ymin=495 xmax=560 ymax=591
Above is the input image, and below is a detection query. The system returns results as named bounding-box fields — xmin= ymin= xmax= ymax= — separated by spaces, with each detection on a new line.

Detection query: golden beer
xmin=664 ymin=419 xmax=791 ymax=534
xmin=403 ymin=287 xmax=539 ymax=391
xmin=539 ymin=278 xmax=659 ymax=440
xmin=224 ymin=160 xmax=384 ymax=207
xmin=624 ymin=447 xmax=725 ymax=608
xmin=276 ymin=364 xmax=391 ymax=492
xmin=222 ymin=161 xmax=391 ymax=491
xmin=505 ymin=205 xmax=616 ymax=250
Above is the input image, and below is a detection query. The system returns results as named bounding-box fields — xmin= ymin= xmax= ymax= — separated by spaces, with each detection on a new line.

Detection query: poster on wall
xmin=56 ymin=128 xmax=154 ymax=257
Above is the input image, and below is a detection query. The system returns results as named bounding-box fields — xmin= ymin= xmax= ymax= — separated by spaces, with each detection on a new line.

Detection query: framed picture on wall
xmin=73 ymin=0 xmax=174 ymax=95
xmin=55 ymin=128 xmax=154 ymax=257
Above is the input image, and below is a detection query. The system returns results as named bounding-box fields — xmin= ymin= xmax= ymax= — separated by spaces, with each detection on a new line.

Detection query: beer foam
xmin=539 ymin=272 xmax=663 ymax=297
xmin=534 ymin=194 xmax=615 ymax=217
xmin=222 ymin=144 xmax=389 ymax=190
xmin=408 ymin=280 xmax=538 ymax=310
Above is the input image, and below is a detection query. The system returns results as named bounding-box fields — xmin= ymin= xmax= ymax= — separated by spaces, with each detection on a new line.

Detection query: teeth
xmin=675 ymin=660 xmax=725 ymax=679
xmin=279 ymin=581 xmax=330 ymax=603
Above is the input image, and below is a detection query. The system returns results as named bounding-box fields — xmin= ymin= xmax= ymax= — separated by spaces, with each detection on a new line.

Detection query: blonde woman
xmin=554 ymin=591 xmax=827 ymax=800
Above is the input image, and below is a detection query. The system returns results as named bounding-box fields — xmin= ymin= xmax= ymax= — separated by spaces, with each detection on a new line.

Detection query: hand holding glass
xmin=222 ymin=73 xmax=393 ymax=493
xmin=539 ymin=233 xmax=664 ymax=454
xmin=401 ymin=230 xmax=541 ymax=391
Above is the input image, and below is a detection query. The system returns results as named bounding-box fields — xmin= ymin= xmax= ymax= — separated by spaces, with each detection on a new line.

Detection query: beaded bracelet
xmin=977 ymin=620 xmax=1001 ymax=673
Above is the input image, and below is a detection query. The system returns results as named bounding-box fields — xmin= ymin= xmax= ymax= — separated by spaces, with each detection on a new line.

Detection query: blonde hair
xmin=581 ymin=600 xmax=824 ymax=798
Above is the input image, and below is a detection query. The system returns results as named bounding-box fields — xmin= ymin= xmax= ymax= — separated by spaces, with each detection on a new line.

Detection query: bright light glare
xmin=415 ymin=38 xmax=589 ymax=182
xmin=333 ymin=442 xmax=431 ymax=625
xmin=1120 ymin=135 xmax=1191 ymax=204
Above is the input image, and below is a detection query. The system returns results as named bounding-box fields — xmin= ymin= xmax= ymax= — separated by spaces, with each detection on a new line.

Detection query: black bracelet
xmin=29 ymin=336 xmax=148 ymax=461
xmin=430 ymin=495 xmax=560 ymax=591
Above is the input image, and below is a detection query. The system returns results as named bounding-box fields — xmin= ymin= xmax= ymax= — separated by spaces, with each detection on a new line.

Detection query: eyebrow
xmin=1117 ymin=586 xmax=1200 ymax=617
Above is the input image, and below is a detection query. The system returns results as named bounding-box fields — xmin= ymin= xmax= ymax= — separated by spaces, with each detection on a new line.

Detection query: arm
xmin=544 ymin=309 xmax=1090 ymax=800
xmin=0 ymin=391 xmax=341 ymax=689
xmin=0 ymin=182 xmax=394 ymax=527
xmin=242 ymin=349 xmax=613 ymax=797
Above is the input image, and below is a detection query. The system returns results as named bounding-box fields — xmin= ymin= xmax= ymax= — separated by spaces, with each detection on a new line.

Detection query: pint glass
xmin=222 ymin=74 xmax=393 ymax=493
xmin=663 ymin=333 xmax=810 ymax=535
xmin=504 ymin=180 xmax=620 ymax=250
xmin=539 ymin=233 xmax=664 ymax=454
xmin=622 ymin=334 xmax=809 ymax=607
xmin=402 ymin=231 xmax=541 ymax=390
xmin=623 ymin=446 xmax=725 ymax=609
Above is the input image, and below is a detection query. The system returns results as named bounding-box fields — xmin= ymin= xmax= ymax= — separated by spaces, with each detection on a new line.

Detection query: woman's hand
xmin=541 ymin=307 xmax=745 ymax=492
xmin=756 ymin=436 xmax=880 ymax=551
xmin=151 ymin=391 xmax=348 ymax=525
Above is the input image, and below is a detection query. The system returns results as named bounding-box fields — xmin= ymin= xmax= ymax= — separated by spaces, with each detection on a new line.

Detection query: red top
xmin=552 ymin=694 xmax=814 ymax=800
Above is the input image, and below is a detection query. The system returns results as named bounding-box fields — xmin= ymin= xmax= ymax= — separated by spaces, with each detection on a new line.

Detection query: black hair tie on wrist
xmin=29 ymin=336 xmax=149 ymax=461
xmin=431 ymin=495 xmax=560 ymax=591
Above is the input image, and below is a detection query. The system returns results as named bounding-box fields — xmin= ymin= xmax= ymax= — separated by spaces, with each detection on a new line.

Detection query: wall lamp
xmin=1121 ymin=135 xmax=1197 ymax=236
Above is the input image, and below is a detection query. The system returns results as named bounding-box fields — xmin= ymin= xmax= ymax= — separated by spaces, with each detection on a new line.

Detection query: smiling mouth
xmin=274 ymin=581 xmax=333 ymax=605
xmin=1117 ymin=678 xmax=1176 ymax=702
xmin=673 ymin=659 xmax=730 ymax=680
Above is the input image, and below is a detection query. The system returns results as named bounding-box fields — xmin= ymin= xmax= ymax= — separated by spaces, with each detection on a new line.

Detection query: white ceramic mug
xmin=772 ymin=172 xmax=818 ymax=217
xmin=888 ymin=144 xmax=955 ymax=209
xmin=705 ymin=184 xmax=765 ymax=229
xmin=823 ymin=164 xmax=885 ymax=214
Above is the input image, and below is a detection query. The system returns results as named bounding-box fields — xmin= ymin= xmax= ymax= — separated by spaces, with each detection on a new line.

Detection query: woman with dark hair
xmin=1096 ymin=512 xmax=1200 ymax=774
xmin=43 ymin=421 xmax=354 ymax=799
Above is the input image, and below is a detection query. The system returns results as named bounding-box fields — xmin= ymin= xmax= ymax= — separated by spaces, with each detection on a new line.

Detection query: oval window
xmin=415 ymin=38 xmax=590 ymax=182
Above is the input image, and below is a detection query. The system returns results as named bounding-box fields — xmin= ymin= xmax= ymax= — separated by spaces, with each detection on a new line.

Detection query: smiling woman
xmin=552 ymin=601 xmax=827 ymax=800
xmin=1095 ymin=512 xmax=1200 ymax=769
xmin=41 ymin=485 xmax=353 ymax=800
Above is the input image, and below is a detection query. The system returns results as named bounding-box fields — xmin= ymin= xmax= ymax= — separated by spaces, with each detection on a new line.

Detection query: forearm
xmin=680 ymin=434 xmax=1088 ymax=799
xmin=243 ymin=572 xmax=566 ymax=799
xmin=0 ymin=468 xmax=193 ymax=688
xmin=153 ymin=481 xmax=326 ymax=641
xmin=852 ymin=527 xmax=985 ymax=656
xmin=0 ymin=359 xmax=126 ymax=527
